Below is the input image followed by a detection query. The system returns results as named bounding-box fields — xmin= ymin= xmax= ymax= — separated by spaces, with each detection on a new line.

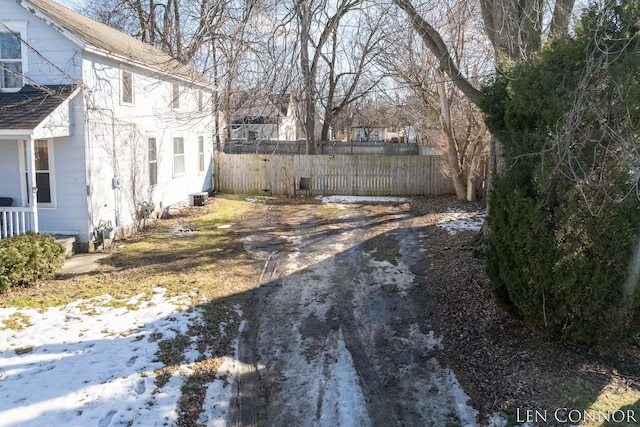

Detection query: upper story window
xmin=0 ymin=22 xmax=27 ymax=91
xmin=121 ymin=69 xmax=133 ymax=104
xmin=172 ymin=83 xmax=180 ymax=109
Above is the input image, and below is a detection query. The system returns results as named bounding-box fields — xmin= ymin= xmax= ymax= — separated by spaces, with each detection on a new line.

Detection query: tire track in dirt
xmin=230 ymin=201 xmax=478 ymax=426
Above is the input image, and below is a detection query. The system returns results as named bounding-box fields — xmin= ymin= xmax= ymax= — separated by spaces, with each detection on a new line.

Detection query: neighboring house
xmin=351 ymin=125 xmax=395 ymax=142
xmin=231 ymin=94 xmax=300 ymax=141
xmin=0 ymin=0 xmax=215 ymax=246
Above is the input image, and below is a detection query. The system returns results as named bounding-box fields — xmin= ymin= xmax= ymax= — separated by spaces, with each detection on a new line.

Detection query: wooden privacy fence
xmin=214 ymin=153 xmax=455 ymax=197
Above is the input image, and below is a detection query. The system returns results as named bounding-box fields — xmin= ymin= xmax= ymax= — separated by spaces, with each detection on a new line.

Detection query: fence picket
xmin=214 ymin=153 xmax=455 ymax=197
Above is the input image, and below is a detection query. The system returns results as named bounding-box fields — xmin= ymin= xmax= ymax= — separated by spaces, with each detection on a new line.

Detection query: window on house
xmin=0 ymin=31 xmax=23 ymax=90
xmin=34 ymin=139 xmax=53 ymax=204
xmin=148 ymin=137 xmax=157 ymax=186
xmin=198 ymin=90 xmax=203 ymax=111
xmin=173 ymin=136 xmax=185 ymax=176
xmin=172 ymin=83 xmax=180 ymax=109
xmin=121 ymin=69 xmax=133 ymax=104
xmin=198 ymin=136 xmax=205 ymax=172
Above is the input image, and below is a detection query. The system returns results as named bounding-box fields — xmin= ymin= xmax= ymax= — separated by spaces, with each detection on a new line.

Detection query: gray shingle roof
xmin=233 ymin=94 xmax=292 ymax=124
xmin=22 ymin=0 xmax=211 ymax=86
xmin=0 ymin=84 xmax=76 ymax=130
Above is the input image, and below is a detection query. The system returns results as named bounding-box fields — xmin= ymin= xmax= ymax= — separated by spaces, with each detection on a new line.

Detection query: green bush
xmin=482 ymin=3 xmax=640 ymax=345
xmin=0 ymin=232 xmax=65 ymax=293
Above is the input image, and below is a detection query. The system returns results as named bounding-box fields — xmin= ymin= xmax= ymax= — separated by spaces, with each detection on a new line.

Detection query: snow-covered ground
xmin=0 ymin=197 xmax=486 ymax=426
xmin=318 ymin=195 xmax=409 ymax=204
xmin=317 ymin=196 xmax=486 ymax=235
xmin=436 ymin=208 xmax=486 ymax=235
xmin=0 ymin=288 xmax=229 ymax=427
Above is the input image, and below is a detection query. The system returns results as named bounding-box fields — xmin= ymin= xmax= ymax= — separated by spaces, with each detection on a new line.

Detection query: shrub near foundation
xmin=0 ymin=232 xmax=65 ymax=293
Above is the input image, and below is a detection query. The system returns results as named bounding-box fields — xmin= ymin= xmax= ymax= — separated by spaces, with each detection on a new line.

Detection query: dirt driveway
xmin=226 ymin=198 xmax=482 ymax=426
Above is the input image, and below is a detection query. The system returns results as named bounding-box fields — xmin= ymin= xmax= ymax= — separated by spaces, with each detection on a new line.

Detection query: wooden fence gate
xmin=213 ymin=153 xmax=455 ymax=197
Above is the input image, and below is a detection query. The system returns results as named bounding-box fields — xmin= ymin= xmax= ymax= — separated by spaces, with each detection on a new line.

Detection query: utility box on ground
xmin=189 ymin=192 xmax=208 ymax=206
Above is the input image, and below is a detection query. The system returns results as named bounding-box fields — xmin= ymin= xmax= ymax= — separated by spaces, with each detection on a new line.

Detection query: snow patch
xmin=0 ymin=289 xmax=201 ymax=427
xmin=319 ymin=195 xmax=409 ymax=204
xmin=245 ymin=196 xmax=276 ymax=203
xmin=436 ymin=209 xmax=486 ymax=235
xmin=446 ymin=369 xmax=480 ymax=426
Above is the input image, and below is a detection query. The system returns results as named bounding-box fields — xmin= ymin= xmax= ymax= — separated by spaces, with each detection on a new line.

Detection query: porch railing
xmin=0 ymin=207 xmax=36 ymax=240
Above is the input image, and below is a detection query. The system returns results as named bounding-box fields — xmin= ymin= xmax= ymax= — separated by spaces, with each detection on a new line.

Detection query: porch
xmin=0 ymin=85 xmax=78 ymax=241
xmin=0 ymin=206 xmax=37 ymax=240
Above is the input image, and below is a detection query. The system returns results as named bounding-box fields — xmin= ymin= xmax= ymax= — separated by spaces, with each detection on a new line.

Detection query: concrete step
xmin=53 ymin=235 xmax=77 ymax=258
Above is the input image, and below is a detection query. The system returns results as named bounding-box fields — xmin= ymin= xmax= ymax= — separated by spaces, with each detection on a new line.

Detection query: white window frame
xmin=121 ymin=68 xmax=134 ymax=105
xmin=198 ymin=136 xmax=205 ymax=173
xmin=0 ymin=21 xmax=28 ymax=92
xmin=172 ymin=83 xmax=180 ymax=109
xmin=172 ymin=135 xmax=185 ymax=177
xmin=148 ymin=136 xmax=158 ymax=186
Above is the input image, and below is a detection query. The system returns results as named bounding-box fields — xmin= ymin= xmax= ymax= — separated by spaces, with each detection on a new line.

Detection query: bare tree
xmin=392 ymin=0 xmax=576 ymax=97
xmin=351 ymin=98 xmax=389 ymax=141
xmin=83 ymin=0 xmax=232 ymax=63
xmin=389 ymin=0 xmax=577 ymax=221
xmin=317 ymin=3 xmax=387 ymax=142
xmin=287 ymin=0 xmax=363 ymax=152
xmin=379 ymin=2 xmax=490 ymax=200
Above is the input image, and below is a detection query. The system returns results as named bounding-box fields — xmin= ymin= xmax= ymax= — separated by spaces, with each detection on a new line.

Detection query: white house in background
xmin=350 ymin=125 xmax=395 ymax=142
xmin=231 ymin=94 xmax=300 ymax=141
xmin=0 ymin=0 xmax=216 ymax=247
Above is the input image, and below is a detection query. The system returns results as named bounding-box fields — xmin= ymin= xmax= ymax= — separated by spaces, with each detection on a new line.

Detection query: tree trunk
xmin=173 ymin=0 xmax=182 ymax=60
xmin=436 ymin=68 xmax=467 ymax=200
xmin=298 ymin=0 xmax=314 ymax=154
xmin=550 ymin=0 xmax=576 ymax=37
xmin=321 ymin=120 xmax=332 ymax=142
xmin=480 ymin=134 xmax=502 ymax=238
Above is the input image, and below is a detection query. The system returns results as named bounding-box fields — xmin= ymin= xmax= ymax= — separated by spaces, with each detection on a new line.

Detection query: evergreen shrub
xmin=0 ymin=232 xmax=65 ymax=293
xmin=482 ymin=3 xmax=640 ymax=345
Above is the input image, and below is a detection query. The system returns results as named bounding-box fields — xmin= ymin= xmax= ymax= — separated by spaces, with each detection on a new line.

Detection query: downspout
xmin=84 ymin=90 xmax=96 ymax=242
xmin=108 ymin=109 xmax=121 ymax=228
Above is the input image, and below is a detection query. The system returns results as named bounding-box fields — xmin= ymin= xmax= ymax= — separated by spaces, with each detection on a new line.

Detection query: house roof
xmin=0 ymin=84 xmax=77 ymax=129
xmin=233 ymin=94 xmax=293 ymax=124
xmin=21 ymin=0 xmax=211 ymax=87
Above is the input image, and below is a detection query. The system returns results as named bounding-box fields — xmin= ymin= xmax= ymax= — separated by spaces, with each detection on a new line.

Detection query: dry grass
xmin=0 ymin=194 xmax=261 ymax=425
xmin=0 ymin=195 xmax=258 ymax=310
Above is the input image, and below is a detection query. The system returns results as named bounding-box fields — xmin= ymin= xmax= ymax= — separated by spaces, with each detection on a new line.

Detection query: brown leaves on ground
xmin=422 ymin=214 xmax=640 ymax=425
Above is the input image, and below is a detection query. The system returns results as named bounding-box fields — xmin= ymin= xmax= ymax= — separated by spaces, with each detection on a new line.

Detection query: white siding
xmin=2 ymin=2 xmax=215 ymax=241
xmin=3 ymin=0 xmax=82 ymax=85
xmin=37 ymin=142 xmax=89 ymax=237
xmin=82 ymin=53 xmax=214 ymax=234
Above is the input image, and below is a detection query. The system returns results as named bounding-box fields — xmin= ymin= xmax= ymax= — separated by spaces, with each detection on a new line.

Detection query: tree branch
xmin=392 ymin=0 xmax=483 ymax=106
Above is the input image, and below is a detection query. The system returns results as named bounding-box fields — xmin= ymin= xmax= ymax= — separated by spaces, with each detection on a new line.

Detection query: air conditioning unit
xmin=189 ymin=192 xmax=208 ymax=206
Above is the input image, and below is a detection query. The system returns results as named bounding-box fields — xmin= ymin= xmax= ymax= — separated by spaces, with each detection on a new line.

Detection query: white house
xmin=231 ymin=94 xmax=300 ymax=141
xmin=0 ymin=0 xmax=216 ymax=248
xmin=350 ymin=125 xmax=396 ymax=143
